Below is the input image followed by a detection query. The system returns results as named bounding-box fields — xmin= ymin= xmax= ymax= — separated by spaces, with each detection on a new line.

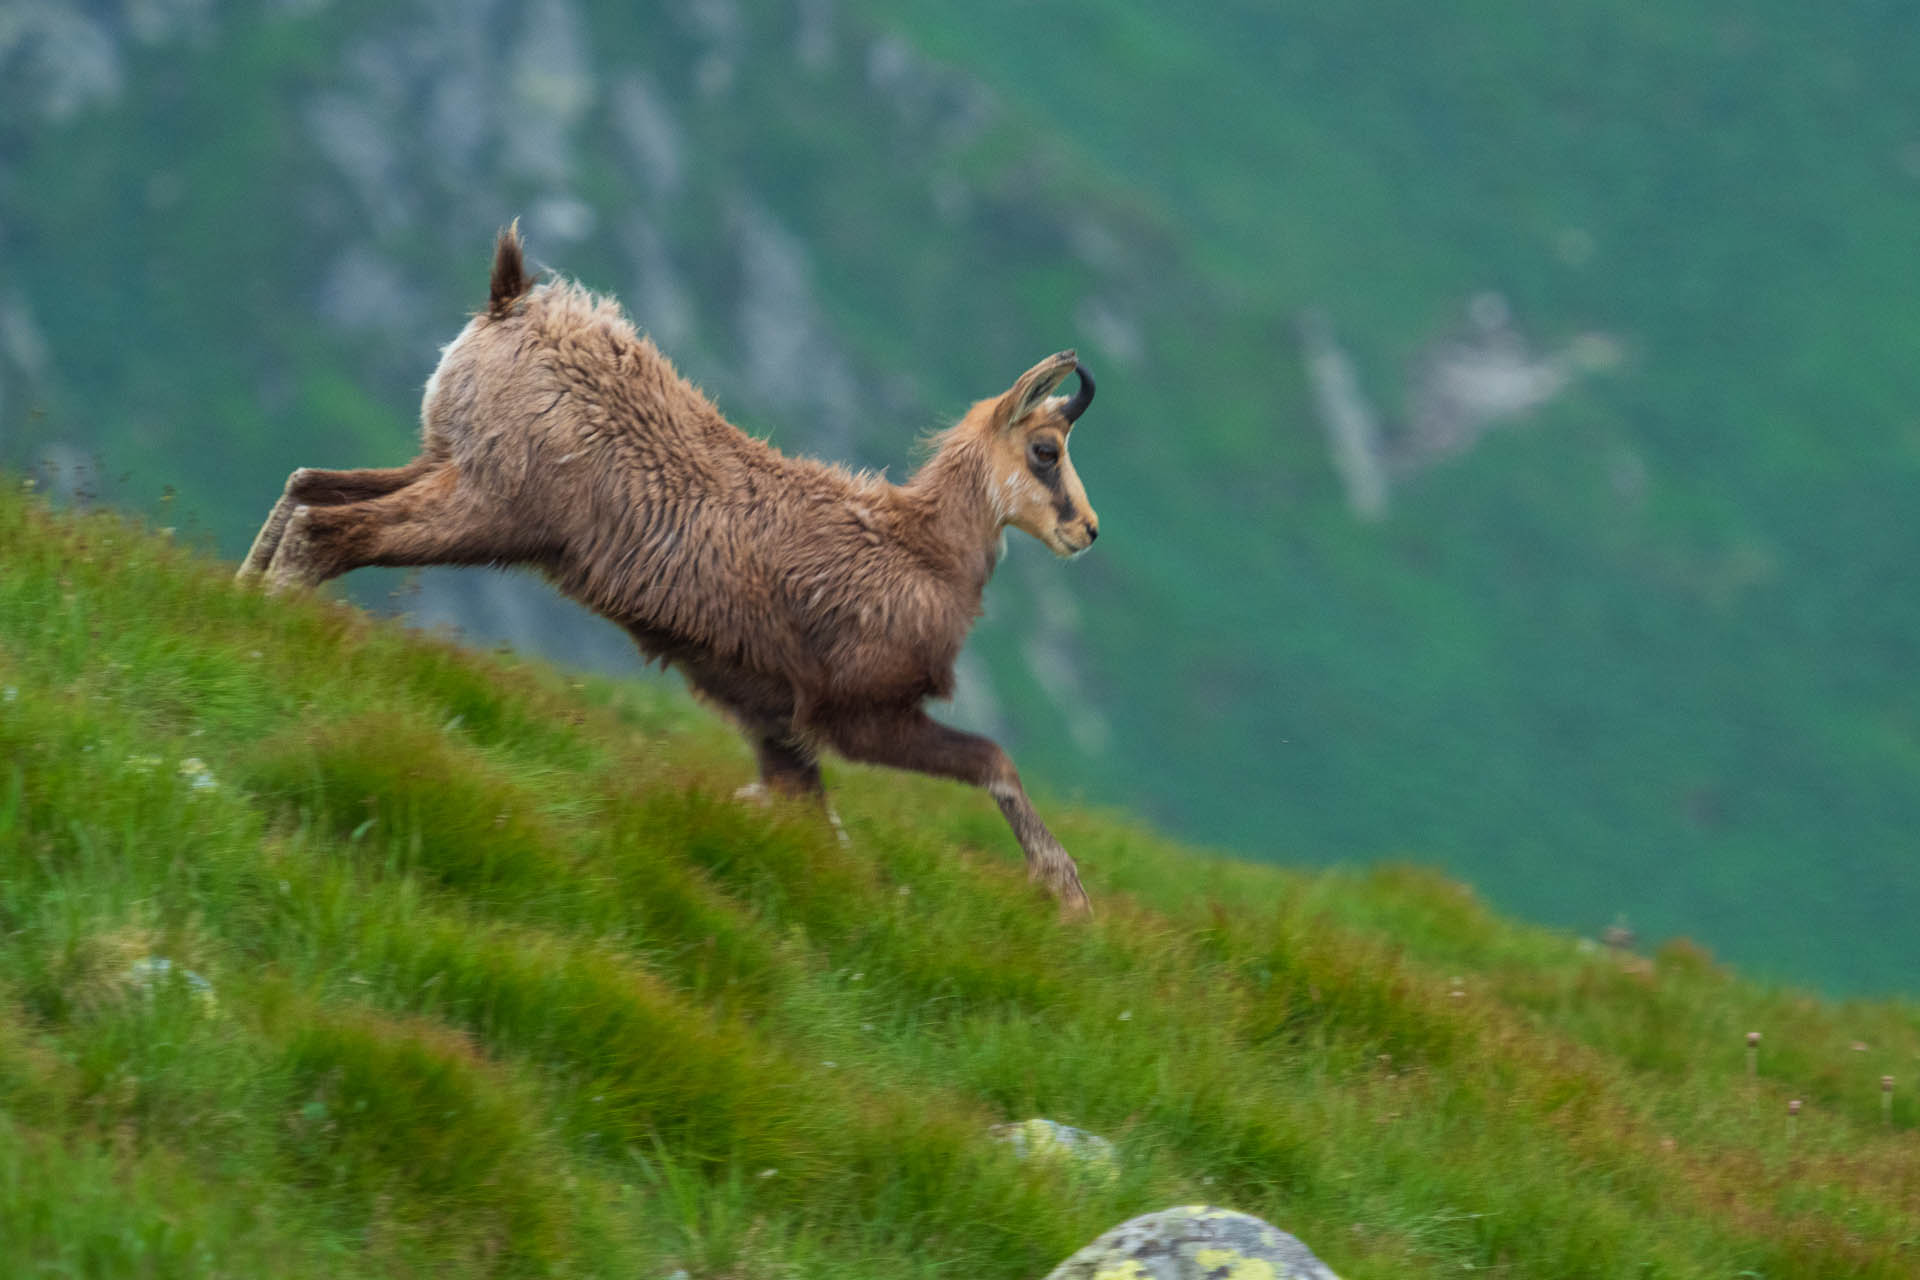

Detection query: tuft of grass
xmin=246 ymin=712 xmax=573 ymax=902
xmin=2 ymin=482 xmax=1918 ymax=1279
xmin=278 ymin=1009 xmax=568 ymax=1265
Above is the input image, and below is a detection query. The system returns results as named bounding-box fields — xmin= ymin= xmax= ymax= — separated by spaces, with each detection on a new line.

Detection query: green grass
xmin=2 ymin=482 xmax=1917 ymax=1278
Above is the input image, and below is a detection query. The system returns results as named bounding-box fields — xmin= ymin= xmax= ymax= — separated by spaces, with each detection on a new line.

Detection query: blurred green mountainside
xmin=3 ymin=1 xmax=1919 ymax=992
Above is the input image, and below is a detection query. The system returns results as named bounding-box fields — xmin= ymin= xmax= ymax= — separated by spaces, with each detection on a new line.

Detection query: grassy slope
xmin=3 ymin=486 xmax=1918 ymax=1278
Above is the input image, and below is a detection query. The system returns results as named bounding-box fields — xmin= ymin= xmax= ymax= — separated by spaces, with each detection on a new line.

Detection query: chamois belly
xmin=812 ymin=610 xmax=959 ymax=709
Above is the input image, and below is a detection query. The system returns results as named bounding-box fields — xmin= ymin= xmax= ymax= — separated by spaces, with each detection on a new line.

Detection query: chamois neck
xmin=900 ymin=430 xmax=1004 ymax=586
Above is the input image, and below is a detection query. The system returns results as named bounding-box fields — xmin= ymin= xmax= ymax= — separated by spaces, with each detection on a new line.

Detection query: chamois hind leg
xmin=265 ymin=464 xmax=532 ymax=593
xmin=676 ymin=666 xmax=832 ymax=808
xmin=744 ymin=732 xmax=825 ymax=798
xmin=823 ymin=708 xmax=1090 ymax=916
xmin=687 ymin=683 xmax=847 ymax=842
xmin=237 ymin=460 xmax=436 ymax=583
xmin=735 ymin=731 xmax=851 ymax=845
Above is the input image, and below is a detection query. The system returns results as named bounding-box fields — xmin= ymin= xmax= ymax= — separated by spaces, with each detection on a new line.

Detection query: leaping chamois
xmin=239 ymin=225 xmax=1102 ymax=913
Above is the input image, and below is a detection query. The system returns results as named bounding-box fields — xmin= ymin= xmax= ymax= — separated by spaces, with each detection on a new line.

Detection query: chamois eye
xmin=1029 ymin=440 xmax=1060 ymax=468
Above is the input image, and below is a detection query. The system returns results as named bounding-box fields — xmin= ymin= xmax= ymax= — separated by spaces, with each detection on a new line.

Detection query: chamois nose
xmin=1085 ymin=523 xmax=1099 ymax=543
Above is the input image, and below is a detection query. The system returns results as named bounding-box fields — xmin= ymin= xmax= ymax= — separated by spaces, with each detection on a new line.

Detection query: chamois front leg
xmin=824 ymin=708 xmax=1090 ymax=916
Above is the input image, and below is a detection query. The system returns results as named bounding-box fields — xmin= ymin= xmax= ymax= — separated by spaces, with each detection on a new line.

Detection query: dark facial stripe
xmin=1028 ymin=458 xmax=1078 ymax=523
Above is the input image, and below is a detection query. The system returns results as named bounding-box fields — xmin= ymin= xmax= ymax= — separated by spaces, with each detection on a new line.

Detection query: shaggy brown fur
xmin=238 ymin=226 xmax=1103 ymax=913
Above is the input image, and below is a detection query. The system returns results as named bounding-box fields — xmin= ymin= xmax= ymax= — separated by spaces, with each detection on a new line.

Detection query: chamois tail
xmin=487 ymin=219 xmax=531 ymax=319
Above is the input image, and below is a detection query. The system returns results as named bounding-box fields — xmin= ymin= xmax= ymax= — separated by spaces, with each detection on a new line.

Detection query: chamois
xmin=238 ymin=225 xmax=1102 ymax=913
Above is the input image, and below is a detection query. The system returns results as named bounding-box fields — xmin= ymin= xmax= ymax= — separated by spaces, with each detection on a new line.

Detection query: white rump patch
xmin=422 ymin=317 xmax=480 ymax=411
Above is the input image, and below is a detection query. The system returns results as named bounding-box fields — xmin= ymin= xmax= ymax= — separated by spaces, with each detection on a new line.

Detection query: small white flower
xmin=1117 ymin=1010 xmax=1133 ymax=1022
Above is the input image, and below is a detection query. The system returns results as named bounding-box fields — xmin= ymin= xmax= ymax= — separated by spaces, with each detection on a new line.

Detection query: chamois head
xmin=976 ymin=350 xmax=1100 ymax=558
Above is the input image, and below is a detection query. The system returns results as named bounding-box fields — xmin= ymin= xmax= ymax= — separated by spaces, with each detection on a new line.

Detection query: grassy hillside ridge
xmin=3 ymin=485 xmax=1917 ymax=1278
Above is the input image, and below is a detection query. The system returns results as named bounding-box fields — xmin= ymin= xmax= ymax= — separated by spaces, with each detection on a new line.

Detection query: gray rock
xmin=126 ymin=956 xmax=218 ymax=1012
xmin=125 ymin=0 xmax=214 ymax=47
xmin=793 ymin=0 xmax=835 ymax=72
xmin=990 ymin=1118 xmax=1116 ymax=1177
xmin=4 ymin=6 xmax=123 ymax=122
xmin=611 ymin=72 xmax=685 ymax=199
xmin=317 ymin=245 xmax=427 ymax=336
xmin=503 ymin=0 xmax=593 ymax=184
xmin=305 ymin=92 xmax=409 ymax=230
xmin=1045 ymin=1206 xmax=1340 ymax=1280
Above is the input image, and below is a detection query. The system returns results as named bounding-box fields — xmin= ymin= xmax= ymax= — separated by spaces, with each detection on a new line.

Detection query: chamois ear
xmin=998 ymin=350 xmax=1079 ymax=430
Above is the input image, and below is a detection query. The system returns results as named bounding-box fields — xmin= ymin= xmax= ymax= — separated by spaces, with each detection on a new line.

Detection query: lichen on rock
xmin=990 ymin=1117 xmax=1117 ymax=1179
xmin=1045 ymin=1206 xmax=1339 ymax=1280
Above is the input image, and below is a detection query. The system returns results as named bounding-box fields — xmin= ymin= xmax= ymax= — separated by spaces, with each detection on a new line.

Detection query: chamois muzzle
xmin=1062 ymin=364 xmax=1095 ymax=424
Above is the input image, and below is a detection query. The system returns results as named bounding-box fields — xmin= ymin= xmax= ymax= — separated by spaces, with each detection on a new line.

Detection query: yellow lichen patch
xmin=1192 ymin=1247 xmax=1278 ymax=1280
xmin=1090 ymin=1262 xmax=1153 ymax=1280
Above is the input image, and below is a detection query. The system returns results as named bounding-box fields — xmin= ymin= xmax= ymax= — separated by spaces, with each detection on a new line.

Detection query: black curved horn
xmin=1062 ymin=363 xmax=1095 ymax=423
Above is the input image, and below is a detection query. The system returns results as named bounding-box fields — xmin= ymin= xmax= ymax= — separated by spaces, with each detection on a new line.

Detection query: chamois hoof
xmin=263 ymin=570 xmax=306 ymax=599
xmin=1033 ymin=858 xmax=1093 ymax=920
xmin=734 ymin=782 xmax=851 ymax=847
xmin=263 ymin=506 xmax=317 ymax=597
xmin=235 ymin=552 xmax=278 ymax=587
xmin=235 ymin=534 xmax=280 ymax=587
